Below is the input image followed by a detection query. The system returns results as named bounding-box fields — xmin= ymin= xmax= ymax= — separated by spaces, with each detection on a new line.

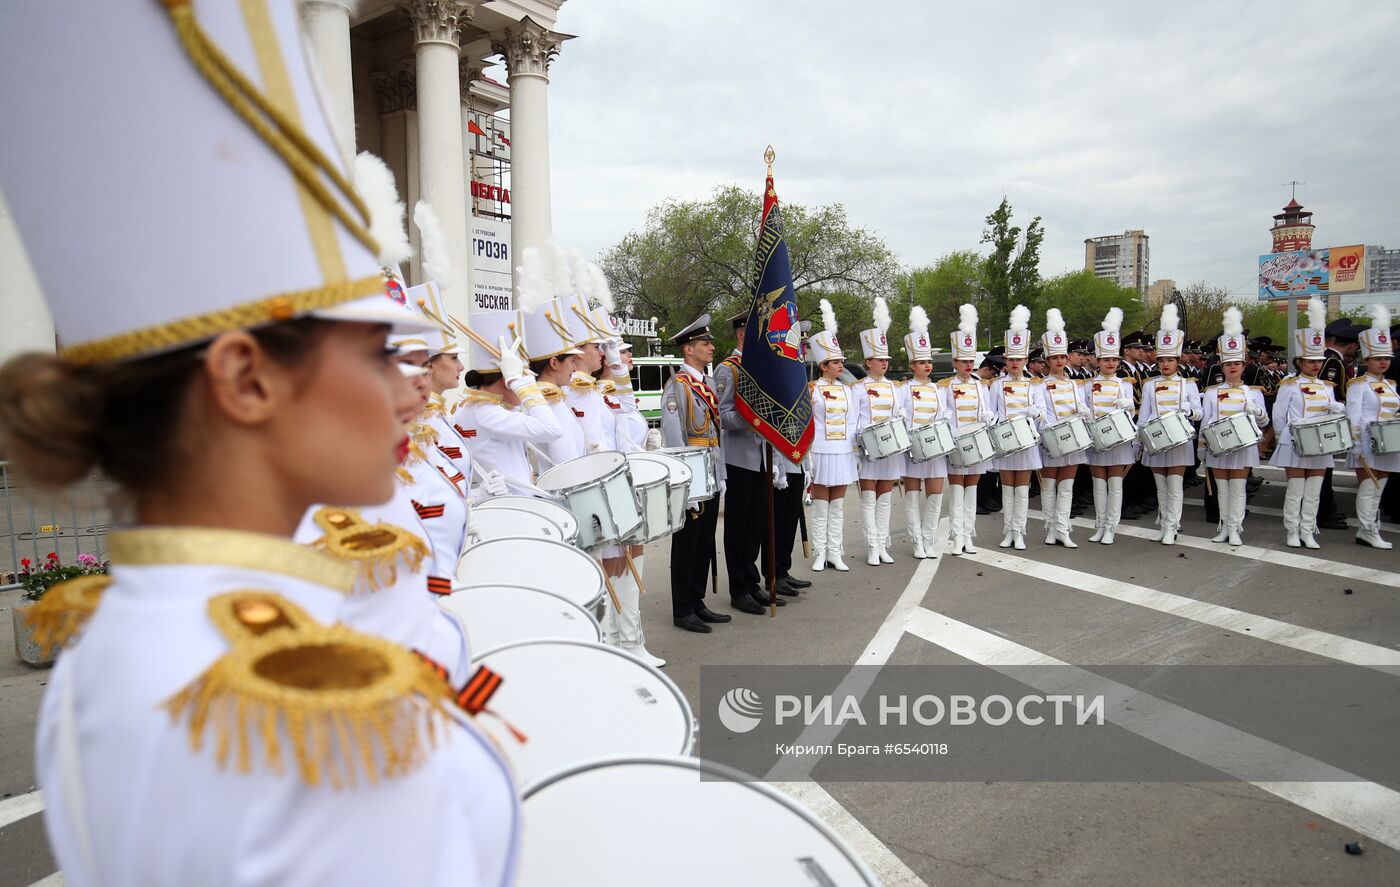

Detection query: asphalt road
xmin=1 ymin=463 xmax=1397 ymax=886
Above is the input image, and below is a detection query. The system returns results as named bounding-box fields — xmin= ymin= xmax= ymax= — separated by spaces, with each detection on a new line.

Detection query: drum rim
xmin=627 ymin=451 xmax=695 ymax=486
xmin=456 ymin=536 xmax=606 ymax=605
xmin=536 ymin=451 xmax=629 ymax=493
xmin=472 ymin=497 xmax=579 ymax=534
xmin=467 ymin=506 xmax=567 ymax=539
xmin=443 ymin=584 xmax=603 ymax=649
xmin=521 ymin=753 xmax=880 ymax=886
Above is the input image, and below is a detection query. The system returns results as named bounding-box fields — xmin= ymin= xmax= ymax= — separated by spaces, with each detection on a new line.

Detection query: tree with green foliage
xmin=980 ymin=197 xmax=1044 ymax=322
xmin=599 ymin=186 xmax=899 ymax=350
xmin=1037 ymin=271 xmax=1146 ymax=340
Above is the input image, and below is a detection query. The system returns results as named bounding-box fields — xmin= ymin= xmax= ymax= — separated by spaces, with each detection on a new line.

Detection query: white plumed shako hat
xmin=1294 ymin=299 xmax=1328 ymax=360
xmin=1094 ymin=307 xmax=1123 ymax=359
xmin=1155 ymin=303 xmax=1183 ymax=359
xmin=1041 ymin=308 xmax=1068 ymax=357
xmin=859 ymin=297 xmax=892 ymax=359
xmin=1359 ymin=304 xmax=1393 ymax=360
xmin=951 ymin=304 xmax=979 ymax=360
xmin=1003 ymin=304 xmax=1032 ymax=359
xmin=903 ymin=305 xmax=933 ymax=361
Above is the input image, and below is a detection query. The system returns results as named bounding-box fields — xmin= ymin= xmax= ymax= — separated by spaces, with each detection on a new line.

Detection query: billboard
xmin=1328 ymin=244 xmax=1366 ymax=294
xmin=1258 ymin=249 xmax=1329 ymax=300
xmin=470 ymin=215 xmax=512 ymax=312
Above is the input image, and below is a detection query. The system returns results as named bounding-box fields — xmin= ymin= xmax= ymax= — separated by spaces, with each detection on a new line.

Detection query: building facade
xmin=1269 ymin=198 xmax=1314 ymax=253
xmin=1084 ymin=229 xmax=1150 ymax=295
xmin=1365 ymin=245 xmax=1400 ymax=293
xmin=1145 ymin=279 xmax=1177 ymax=311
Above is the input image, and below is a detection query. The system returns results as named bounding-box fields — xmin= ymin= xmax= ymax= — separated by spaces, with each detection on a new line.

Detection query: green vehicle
xmin=629 ymin=355 xmax=686 ymax=426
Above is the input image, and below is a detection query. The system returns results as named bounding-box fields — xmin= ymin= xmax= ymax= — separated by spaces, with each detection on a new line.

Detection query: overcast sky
xmin=535 ymin=0 xmax=1399 ymax=299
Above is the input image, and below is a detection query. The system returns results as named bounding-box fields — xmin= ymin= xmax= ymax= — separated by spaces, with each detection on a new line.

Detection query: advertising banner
xmin=1258 ymin=249 xmax=1329 ymax=300
xmin=470 ymin=215 xmax=512 ymax=312
xmin=1328 ymin=244 xmax=1366 ymax=294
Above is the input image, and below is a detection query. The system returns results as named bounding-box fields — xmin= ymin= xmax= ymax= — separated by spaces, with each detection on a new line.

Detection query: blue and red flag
xmin=734 ymin=170 xmax=815 ymax=463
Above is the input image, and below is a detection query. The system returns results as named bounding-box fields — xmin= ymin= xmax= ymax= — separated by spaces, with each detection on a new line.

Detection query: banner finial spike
xmin=764 ymin=145 xmax=775 ymax=173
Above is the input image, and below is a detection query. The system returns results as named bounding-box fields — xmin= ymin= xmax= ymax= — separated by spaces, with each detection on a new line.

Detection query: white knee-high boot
xmin=1000 ymin=483 xmax=1016 ymax=548
xmin=947 ymin=484 xmax=966 ymax=554
xmin=876 ymin=492 xmax=895 ymax=563
xmin=1041 ymin=478 xmax=1058 ymax=545
xmin=1228 ymin=477 xmax=1247 ymax=546
xmin=1211 ymin=477 xmax=1232 ymax=543
xmin=1356 ymin=478 xmax=1392 ymax=549
xmin=1283 ymin=476 xmax=1304 ymax=547
xmin=809 ymin=499 xmax=829 ymax=571
xmin=963 ymin=483 xmax=980 ymax=554
xmin=922 ymin=490 xmax=944 ymax=556
xmin=1161 ymin=474 xmax=1183 ymax=545
xmin=861 ymin=489 xmax=879 ymax=565
xmin=617 ymin=554 xmax=664 ymax=667
xmin=1300 ymin=474 xmax=1323 ymax=549
xmin=827 ymin=497 xmax=850 ymax=571
xmin=1152 ymin=472 xmax=1169 ymax=541
xmin=1089 ymin=476 xmax=1108 ymax=542
xmin=1055 ymin=478 xmax=1077 ymax=548
xmin=905 ymin=489 xmax=926 ymax=558
xmin=1013 ymin=485 xmax=1029 ymax=550
xmin=1102 ymin=475 xmax=1123 ymax=544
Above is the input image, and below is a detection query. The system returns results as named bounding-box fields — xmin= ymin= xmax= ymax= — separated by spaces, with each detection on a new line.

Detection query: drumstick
xmin=526 ymin=442 xmax=556 ymax=467
xmin=1358 ymin=454 xmax=1378 ymax=484
xmin=624 ymin=550 xmax=645 ymax=594
xmin=601 ymin=571 xmax=623 ymax=613
xmin=469 ymin=458 xmax=548 ymax=497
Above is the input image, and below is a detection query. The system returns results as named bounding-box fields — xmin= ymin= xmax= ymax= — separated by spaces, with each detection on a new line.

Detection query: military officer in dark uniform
xmin=1118 ymin=331 xmax=1155 ymax=519
xmin=660 ymin=315 xmax=733 ymax=633
xmin=1317 ymin=319 xmax=1362 ymax=529
xmin=976 ymin=350 xmax=1005 ymax=514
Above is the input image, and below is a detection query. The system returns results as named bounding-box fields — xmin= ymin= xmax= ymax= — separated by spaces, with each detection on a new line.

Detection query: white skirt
xmin=993 ymin=447 xmax=1042 ymax=472
xmin=1040 ymin=446 xmax=1088 ymax=468
xmin=1268 ymin=441 xmax=1333 ymax=470
xmin=1141 ymin=440 xmax=1195 ymax=468
xmin=1086 ymin=441 xmax=1137 ymax=467
xmin=810 ymin=451 xmax=859 ymax=487
xmin=1346 ymin=425 xmax=1400 ymax=472
xmin=858 ymin=451 xmax=906 ymax=481
xmin=903 ymin=454 xmax=948 ymax=479
xmin=1203 ymin=443 xmax=1261 ymax=470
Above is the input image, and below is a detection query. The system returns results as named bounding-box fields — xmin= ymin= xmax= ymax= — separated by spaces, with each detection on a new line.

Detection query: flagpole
xmin=764 ymin=442 xmax=778 ymax=617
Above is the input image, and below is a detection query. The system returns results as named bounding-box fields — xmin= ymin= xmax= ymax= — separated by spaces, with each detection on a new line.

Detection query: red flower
xmin=20 ymin=558 xmax=31 ymax=568
xmin=46 ymin=552 xmax=58 ymax=561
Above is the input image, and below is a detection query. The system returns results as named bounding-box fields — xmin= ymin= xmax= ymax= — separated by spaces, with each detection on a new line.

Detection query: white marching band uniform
xmin=807 ymin=322 xmax=857 ymax=572
xmin=852 ymin=312 xmax=902 ymax=565
xmin=1348 ymin=311 xmax=1396 ymax=549
xmin=899 ymin=324 xmax=948 ymax=558
xmin=1269 ymin=316 xmax=1345 ymax=549
xmin=943 ymin=309 xmax=996 ymax=555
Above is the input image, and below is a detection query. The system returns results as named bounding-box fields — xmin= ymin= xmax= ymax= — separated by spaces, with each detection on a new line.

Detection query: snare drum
xmin=660 ymin=446 xmax=717 ymax=503
xmin=1291 ymin=414 xmax=1353 ymax=457
xmin=474 ymin=496 xmax=579 ymax=545
xmin=624 ymin=455 xmax=673 ymax=543
xmin=859 ymin=418 xmax=911 ymax=460
xmin=947 ymin=423 xmax=995 ymax=469
xmin=536 ymin=452 xmax=644 ymax=550
xmin=1201 ymin=412 xmax=1262 ymax=456
xmin=1089 ymin=409 xmax=1136 ymax=451
xmin=625 ymin=452 xmax=692 ymax=532
xmin=1138 ymin=411 xmax=1195 ymax=454
xmin=439 ymin=585 xmax=600 ymax=653
xmin=456 ymin=537 xmax=605 ymax=609
xmin=1041 ymin=416 xmax=1092 ymax=458
xmin=990 ymin=415 xmax=1040 ymax=457
xmin=520 ymin=756 xmax=879 ymax=886
xmin=1370 ymin=419 xmax=1400 ymax=455
xmin=465 ymin=507 xmax=566 ymax=547
xmin=908 ymin=421 xmax=955 ymax=462
xmin=472 ymin=641 xmax=694 ymax=789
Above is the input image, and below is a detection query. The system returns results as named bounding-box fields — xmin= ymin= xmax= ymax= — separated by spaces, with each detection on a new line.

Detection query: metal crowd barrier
xmin=1 ymin=460 xmax=111 ymax=591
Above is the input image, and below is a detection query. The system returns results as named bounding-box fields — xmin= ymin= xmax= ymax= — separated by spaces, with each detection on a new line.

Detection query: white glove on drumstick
xmin=496 ymin=335 xmax=531 ymax=390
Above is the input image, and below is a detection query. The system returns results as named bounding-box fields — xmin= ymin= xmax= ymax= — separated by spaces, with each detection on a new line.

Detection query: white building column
xmin=494 ymin=17 xmax=571 ymax=257
xmin=403 ymin=0 xmax=473 ymax=319
xmin=0 ymin=184 xmax=55 ymax=362
xmin=300 ymin=0 xmax=357 ymax=164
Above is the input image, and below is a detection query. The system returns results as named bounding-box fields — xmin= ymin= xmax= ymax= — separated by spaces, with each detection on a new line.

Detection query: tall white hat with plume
xmin=1004 ymin=304 xmax=1032 ymax=358
xmin=1295 ymin=297 xmax=1328 ymax=359
xmin=1042 ymin=307 xmax=1068 ymax=356
xmin=1359 ymin=303 xmax=1393 ymax=360
xmin=1155 ymin=302 xmax=1182 ymax=358
xmin=951 ymin=304 xmax=979 ymax=360
xmin=1094 ymin=307 xmax=1123 ymax=359
xmin=860 ymin=296 xmax=892 ymax=359
xmin=809 ymin=297 xmax=844 ymax=364
xmin=1217 ymin=306 xmax=1246 ymax=362
xmin=904 ymin=305 xmax=933 ymax=361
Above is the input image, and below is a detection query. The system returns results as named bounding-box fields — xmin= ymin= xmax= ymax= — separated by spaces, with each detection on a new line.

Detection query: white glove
xmin=1326 ymin=401 xmax=1346 ymax=415
xmin=496 ymin=335 xmax=528 ymax=386
xmin=1116 ymin=397 xmax=1134 ymax=411
xmin=773 ymin=468 xmax=789 ymax=490
xmin=603 ymin=339 xmax=622 ymax=369
xmin=1028 ymin=407 xmax=1044 ymax=421
xmin=1247 ymin=402 xmax=1266 ymax=419
xmin=480 ymin=470 xmax=508 ymax=497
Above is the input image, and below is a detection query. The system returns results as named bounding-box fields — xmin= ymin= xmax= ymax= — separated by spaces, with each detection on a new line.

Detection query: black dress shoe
xmin=731 ymin=597 xmax=765 ymax=615
xmin=775 ymin=582 xmax=800 ymax=597
xmin=694 ymin=604 xmax=731 ymax=624
xmin=753 ymin=592 xmax=786 ymax=606
xmin=673 ymin=614 xmax=712 ymax=633
xmin=780 ymin=574 xmax=812 ymax=589
xmin=976 ymin=504 xmax=992 ymax=515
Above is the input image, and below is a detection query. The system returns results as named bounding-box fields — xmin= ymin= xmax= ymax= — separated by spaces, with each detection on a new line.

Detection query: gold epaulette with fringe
xmin=307 ymin=507 xmax=429 ymax=592
xmin=600 ymin=380 xmax=617 ymax=395
xmin=408 ymin=421 xmax=439 ymax=450
xmin=23 ymin=574 xmax=112 ymax=656
xmin=569 ymin=373 xmax=597 ymax=392
xmin=460 ymin=389 xmax=503 ymax=406
xmin=424 ymin=394 xmax=447 ymax=418
xmin=539 ymin=381 xmax=565 ymax=402
xmin=164 ymin=591 xmax=454 ymax=788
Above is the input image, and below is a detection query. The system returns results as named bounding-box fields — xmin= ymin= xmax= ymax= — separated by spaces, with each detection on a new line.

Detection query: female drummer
xmin=898 ymin=306 xmax=949 ymax=558
xmin=988 ymin=305 xmax=1043 ymax=550
xmin=852 ymin=297 xmax=903 ymax=566
xmin=943 ymin=304 xmax=997 ymax=555
xmin=1137 ymin=305 xmax=1202 ymax=546
xmin=1036 ymin=308 xmax=1090 ymax=548
xmin=521 ymin=295 xmax=589 ymax=468
xmin=1200 ymin=309 xmax=1270 ymax=546
xmin=807 ymin=300 xmax=857 ymax=572
xmin=1270 ymin=300 xmax=1346 ymax=549
xmin=1347 ymin=305 xmax=1397 ymax=549
xmin=1085 ymin=309 xmax=1137 ymax=545
xmin=0 ymin=4 xmax=519 ymax=880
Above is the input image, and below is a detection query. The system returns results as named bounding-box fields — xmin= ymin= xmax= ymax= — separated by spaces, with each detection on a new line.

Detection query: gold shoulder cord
xmin=308 ymin=507 xmax=428 ymax=592
xmin=23 ymin=575 xmax=113 ymax=656
xmin=165 ymin=591 xmax=453 ymax=787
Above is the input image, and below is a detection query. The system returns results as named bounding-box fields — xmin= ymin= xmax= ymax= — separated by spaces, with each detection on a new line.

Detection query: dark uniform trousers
xmin=723 ymin=464 xmax=767 ymax=600
xmin=670 ymin=502 xmax=719 ymax=618
xmin=761 ymin=473 xmax=804 ymax=584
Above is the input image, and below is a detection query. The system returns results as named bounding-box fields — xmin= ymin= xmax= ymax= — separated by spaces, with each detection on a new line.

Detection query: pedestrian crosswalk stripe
xmin=0 ymin=791 xmax=42 ymax=831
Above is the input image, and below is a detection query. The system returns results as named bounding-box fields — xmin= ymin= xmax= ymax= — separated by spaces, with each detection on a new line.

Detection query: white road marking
xmin=0 ymin=790 xmax=43 ymax=830
xmin=773 ymin=781 xmax=926 ymax=886
xmin=1028 ymin=508 xmax=1400 ymax=589
xmin=1178 ymin=496 xmax=1400 ymax=532
xmin=28 ymin=875 xmax=63 ymax=887
xmin=964 ymin=549 xmax=1400 ymax=670
xmin=903 ymin=607 xmax=1400 ymax=852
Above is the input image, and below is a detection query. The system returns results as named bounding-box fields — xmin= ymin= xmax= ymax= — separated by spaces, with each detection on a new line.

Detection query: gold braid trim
xmin=408 ymin=421 xmax=439 ymax=451
xmin=164 ymin=591 xmax=453 ymax=788
xmin=23 ymin=575 xmax=112 ymax=656
xmin=308 ymin=508 xmax=429 ymax=592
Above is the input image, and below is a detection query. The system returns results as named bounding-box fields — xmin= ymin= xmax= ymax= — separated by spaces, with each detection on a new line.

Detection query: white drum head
xmin=467 ymin=507 xmax=565 ymax=544
xmin=440 ymin=585 xmax=600 ymax=654
xmin=474 ymin=496 xmax=579 ymax=541
xmin=625 ymin=456 xmax=670 ymax=489
xmin=628 ymin=452 xmax=693 ymax=489
xmin=520 ymin=756 xmax=878 ymax=886
xmin=455 ymin=538 xmax=605 ymax=608
xmin=474 ymin=641 xmax=694 ymax=789
xmin=537 ymin=451 xmax=626 ymax=493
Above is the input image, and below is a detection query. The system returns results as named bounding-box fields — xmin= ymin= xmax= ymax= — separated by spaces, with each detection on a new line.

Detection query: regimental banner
xmin=471 ymin=215 xmax=512 ymax=311
xmin=1258 ymin=249 xmax=1329 ymax=300
xmin=1329 ymin=244 xmax=1366 ymax=294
